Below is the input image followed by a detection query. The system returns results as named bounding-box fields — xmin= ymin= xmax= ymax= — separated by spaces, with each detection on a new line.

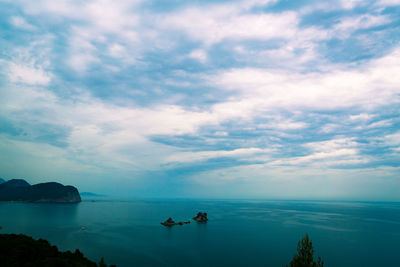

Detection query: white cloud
xmin=377 ymin=0 xmax=400 ymax=6
xmin=349 ymin=113 xmax=375 ymax=121
xmin=3 ymin=34 xmax=53 ymax=86
xmin=160 ymin=6 xmax=298 ymax=45
xmin=319 ymin=123 xmax=341 ymax=133
xmin=340 ymin=0 xmax=364 ymax=9
xmin=68 ymin=53 xmax=99 ymax=72
xmin=333 ymin=14 xmax=391 ymax=39
xmin=366 ymin=119 xmax=393 ymax=128
xmin=109 ymin=43 xmax=126 ymax=58
xmin=263 ymin=137 xmax=372 ymax=167
xmin=173 ymin=5 xmax=390 ymax=67
xmin=16 ymin=0 xmax=142 ymax=72
xmin=207 ymin=47 xmax=400 ymax=115
xmin=232 ymin=13 xmax=390 ymax=66
xmin=165 ymin=148 xmax=272 ymax=163
xmin=258 ymin=119 xmax=308 ymax=130
xmin=231 ymin=26 xmax=328 ymax=68
xmin=10 ymin=16 xmax=36 ymax=31
xmin=0 ymin=86 xmax=175 ymax=170
xmin=157 ymin=0 xmax=388 ymax=68
xmin=280 ymin=148 xmax=359 ymax=164
xmin=215 ymin=131 xmax=228 ymax=137
xmin=18 ymin=0 xmax=141 ymax=30
xmin=66 ymin=26 xmax=100 ymax=72
xmin=381 ymin=132 xmax=400 ymax=150
xmin=188 ymin=49 xmax=208 ymax=63
xmin=8 ymin=62 xmax=51 ymax=85
xmin=303 ymin=138 xmax=358 ymax=152
xmin=83 ymin=0 xmax=139 ymax=33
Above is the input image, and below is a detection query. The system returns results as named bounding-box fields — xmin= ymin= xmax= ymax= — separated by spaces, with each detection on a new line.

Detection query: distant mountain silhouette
xmin=80 ymin=192 xmax=106 ymax=197
xmin=0 ymin=179 xmax=81 ymax=203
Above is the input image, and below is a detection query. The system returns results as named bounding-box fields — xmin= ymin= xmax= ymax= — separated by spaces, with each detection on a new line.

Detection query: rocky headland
xmin=0 ymin=179 xmax=81 ymax=203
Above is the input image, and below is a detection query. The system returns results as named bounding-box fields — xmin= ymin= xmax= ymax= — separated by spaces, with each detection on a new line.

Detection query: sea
xmin=0 ymin=199 xmax=399 ymax=267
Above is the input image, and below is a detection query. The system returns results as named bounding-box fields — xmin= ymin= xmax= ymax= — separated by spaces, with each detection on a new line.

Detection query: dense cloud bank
xmin=0 ymin=0 xmax=399 ymax=199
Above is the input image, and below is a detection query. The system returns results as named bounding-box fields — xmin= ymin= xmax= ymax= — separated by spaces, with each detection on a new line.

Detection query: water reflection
xmin=0 ymin=202 xmax=79 ymax=233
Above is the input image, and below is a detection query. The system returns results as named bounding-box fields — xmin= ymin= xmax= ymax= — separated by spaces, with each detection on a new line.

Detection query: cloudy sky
xmin=0 ymin=0 xmax=399 ymax=200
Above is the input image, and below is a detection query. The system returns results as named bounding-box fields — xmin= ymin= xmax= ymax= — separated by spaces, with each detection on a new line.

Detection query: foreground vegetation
xmin=0 ymin=234 xmax=114 ymax=267
xmin=286 ymin=234 xmax=324 ymax=267
xmin=0 ymin=232 xmax=323 ymax=266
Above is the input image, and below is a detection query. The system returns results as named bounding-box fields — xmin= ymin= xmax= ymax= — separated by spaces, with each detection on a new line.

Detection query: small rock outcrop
xmin=192 ymin=212 xmax=208 ymax=223
xmin=160 ymin=217 xmax=190 ymax=227
xmin=161 ymin=212 xmax=209 ymax=227
xmin=161 ymin=217 xmax=176 ymax=226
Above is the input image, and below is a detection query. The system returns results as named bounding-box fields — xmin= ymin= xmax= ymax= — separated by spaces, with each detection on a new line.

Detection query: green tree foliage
xmin=287 ymin=233 xmax=324 ymax=267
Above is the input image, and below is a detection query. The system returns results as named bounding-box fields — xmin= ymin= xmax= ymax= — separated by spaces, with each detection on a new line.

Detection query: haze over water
xmin=1 ymin=200 xmax=399 ymax=267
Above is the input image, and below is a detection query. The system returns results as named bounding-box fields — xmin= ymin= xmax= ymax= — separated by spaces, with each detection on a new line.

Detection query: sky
xmin=0 ymin=0 xmax=399 ymax=200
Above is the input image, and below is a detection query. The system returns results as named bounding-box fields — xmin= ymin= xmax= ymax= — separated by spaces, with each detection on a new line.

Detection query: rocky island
xmin=193 ymin=212 xmax=208 ymax=222
xmin=161 ymin=212 xmax=208 ymax=227
xmin=161 ymin=217 xmax=191 ymax=226
xmin=0 ymin=179 xmax=81 ymax=203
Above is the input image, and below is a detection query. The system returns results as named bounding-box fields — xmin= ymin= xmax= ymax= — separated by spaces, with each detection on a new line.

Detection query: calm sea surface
xmin=0 ymin=200 xmax=399 ymax=266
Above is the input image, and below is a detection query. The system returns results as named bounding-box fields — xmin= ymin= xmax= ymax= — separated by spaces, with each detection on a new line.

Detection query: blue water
xmin=0 ymin=200 xmax=399 ymax=266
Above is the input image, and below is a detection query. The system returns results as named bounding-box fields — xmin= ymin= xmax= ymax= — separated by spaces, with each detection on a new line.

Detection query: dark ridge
xmin=0 ymin=179 xmax=81 ymax=203
xmin=0 ymin=233 xmax=115 ymax=267
xmin=1 ymin=179 xmax=30 ymax=187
